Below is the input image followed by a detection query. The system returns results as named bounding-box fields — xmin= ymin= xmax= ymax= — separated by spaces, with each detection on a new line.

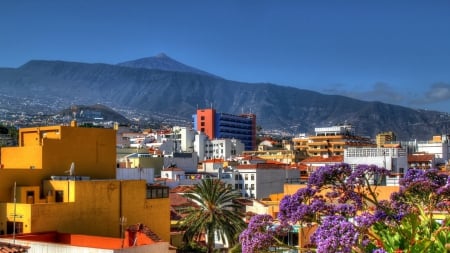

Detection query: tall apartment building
xmin=376 ymin=131 xmax=396 ymax=147
xmin=301 ymin=124 xmax=375 ymax=157
xmin=192 ymin=108 xmax=256 ymax=151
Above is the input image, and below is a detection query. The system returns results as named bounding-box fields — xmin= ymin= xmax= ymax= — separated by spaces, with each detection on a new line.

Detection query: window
xmin=55 ymin=190 xmax=64 ymax=202
xmin=146 ymin=186 xmax=169 ymax=199
xmin=26 ymin=191 xmax=35 ymax=204
xmin=201 ymin=116 xmax=205 ymax=120
xmin=251 ymin=184 xmax=254 ymax=189
xmin=235 ymin=184 xmax=238 ymax=190
xmin=244 ymin=174 xmax=248 ymax=180
xmin=251 ymin=174 xmax=254 ymax=180
xmin=245 ymin=184 xmax=248 ymax=189
xmin=7 ymin=221 xmax=23 ymax=235
xmin=201 ymin=122 xmax=205 ymax=126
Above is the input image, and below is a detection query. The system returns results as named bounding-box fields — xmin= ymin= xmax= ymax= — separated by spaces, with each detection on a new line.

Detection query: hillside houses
xmin=3 ymin=108 xmax=450 ymax=252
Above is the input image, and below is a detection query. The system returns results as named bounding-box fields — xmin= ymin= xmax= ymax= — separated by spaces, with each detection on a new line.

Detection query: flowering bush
xmin=239 ymin=164 xmax=450 ymax=253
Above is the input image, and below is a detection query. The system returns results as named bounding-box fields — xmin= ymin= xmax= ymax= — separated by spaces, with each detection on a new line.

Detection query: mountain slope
xmin=117 ymin=53 xmax=220 ymax=78
xmin=0 ymin=59 xmax=448 ymax=140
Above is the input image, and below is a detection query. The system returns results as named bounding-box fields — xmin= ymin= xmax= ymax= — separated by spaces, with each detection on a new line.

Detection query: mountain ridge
xmin=0 ymin=56 xmax=449 ymax=140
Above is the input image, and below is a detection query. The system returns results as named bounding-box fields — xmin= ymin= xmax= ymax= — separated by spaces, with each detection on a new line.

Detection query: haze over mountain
xmin=0 ymin=53 xmax=449 ymax=140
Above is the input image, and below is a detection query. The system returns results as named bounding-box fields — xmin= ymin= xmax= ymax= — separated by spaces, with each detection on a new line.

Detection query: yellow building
xmin=376 ymin=131 xmax=396 ymax=147
xmin=292 ymin=134 xmax=309 ymax=153
xmin=0 ymin=122 xmax=170 ymax=242
xmin=293 ymin=125 xmax=375 ymax=157
xmin=242 ymin=149 xmax=305 ymax=164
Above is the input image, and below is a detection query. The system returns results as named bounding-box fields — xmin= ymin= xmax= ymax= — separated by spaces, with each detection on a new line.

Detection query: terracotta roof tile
xmin=408 ymin=154 xmax=435 ymax=162
xmin=301 ymin=156 xmax=344 ymax=163
xmin=0 ymin=243 xmax=29 ymax=253
xmin=169 ymin=193 xmax=197 ymax=208
xmin=170 ymin=185 xmax=194 ymax=193
xmin=202 ymin=158 xmax=224 ymax=163
xmin=162 ymin=167 xmax=184 ymax=172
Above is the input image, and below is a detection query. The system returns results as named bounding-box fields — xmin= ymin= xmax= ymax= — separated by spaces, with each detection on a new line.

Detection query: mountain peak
xmin=154 ymin=52 xmax=169 ymax=58
xmin=116 ymin=53 xmax=221 ymax=79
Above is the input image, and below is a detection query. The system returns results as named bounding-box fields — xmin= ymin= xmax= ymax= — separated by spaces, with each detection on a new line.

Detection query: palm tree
xmin=179 ymin=179 xmax=245 ymax=253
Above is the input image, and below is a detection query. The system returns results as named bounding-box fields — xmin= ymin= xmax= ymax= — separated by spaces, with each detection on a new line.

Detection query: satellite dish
xmin=65 ymin=162 xmax=75 ymax=176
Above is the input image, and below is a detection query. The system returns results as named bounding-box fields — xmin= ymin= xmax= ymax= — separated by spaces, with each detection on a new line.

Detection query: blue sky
xmin=1 ymin=1 xmax=450 ymax=113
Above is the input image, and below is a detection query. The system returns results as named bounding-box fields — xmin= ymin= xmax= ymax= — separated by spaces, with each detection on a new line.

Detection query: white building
xmin=221 ymin=157 xmax=299 ymax=199
xmin=194 ymin=133 xmax=245 ymax=162
xmin=116 ymin=167 xmax=155 ymax=184
xmin=416 ymin=135 xmax=449 ymax=165
xmin=161 ymin=126 xmax=196 ymax=153
xmin=344 ymin=147 xmax=408 ymax=186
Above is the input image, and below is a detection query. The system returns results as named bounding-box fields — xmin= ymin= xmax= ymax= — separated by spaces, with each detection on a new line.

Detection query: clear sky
xmin=1 ymin=1 xmax=450 ymax=113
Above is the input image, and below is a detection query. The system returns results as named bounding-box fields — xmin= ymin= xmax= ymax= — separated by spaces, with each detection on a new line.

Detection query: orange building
xmin=195 ymin=108 xmax=216 ymax=140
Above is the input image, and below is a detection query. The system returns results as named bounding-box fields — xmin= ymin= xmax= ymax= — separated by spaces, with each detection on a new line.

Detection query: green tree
xmin=179 ymin=179 xmax=245 ymax=253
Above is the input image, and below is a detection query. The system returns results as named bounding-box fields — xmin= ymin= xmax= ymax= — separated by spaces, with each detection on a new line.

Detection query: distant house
xmin=299 ymin=155 xmax=344 ymax=174
xmin=221 ymin=156 xmax=299 ymax=199
xmin=408 ymin=153 xmax=435 ymax=169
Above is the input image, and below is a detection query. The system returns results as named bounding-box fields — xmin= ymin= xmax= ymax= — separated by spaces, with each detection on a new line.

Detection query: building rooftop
xmin=301 ymin=156 xmax=344 ymax=163
xmin=0 ymin=242 xmax=29 ymax=253
xmin=408 ymin=154 xmax=435 ymax=163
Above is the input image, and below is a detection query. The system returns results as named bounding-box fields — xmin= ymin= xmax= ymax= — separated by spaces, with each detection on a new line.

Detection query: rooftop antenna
xmin=65 ymin=162 xmax=75 ymax=177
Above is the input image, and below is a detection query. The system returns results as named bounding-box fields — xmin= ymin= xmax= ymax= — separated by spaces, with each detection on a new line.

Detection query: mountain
xmin=58 ymin=104 xmax=130 ymax=124
xmin=0 ymin=56 xmax=449 ymax=140
xmin=117 ymin=53 xmax=220 ymax=78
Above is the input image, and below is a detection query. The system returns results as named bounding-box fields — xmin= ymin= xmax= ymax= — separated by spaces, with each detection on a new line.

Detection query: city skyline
xmin=1 ymin=1 xmax=450 ymax=113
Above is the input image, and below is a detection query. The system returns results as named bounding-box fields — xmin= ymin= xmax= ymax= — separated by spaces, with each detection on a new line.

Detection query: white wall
xmin=116 ymin=168 xmax=154 ymax=184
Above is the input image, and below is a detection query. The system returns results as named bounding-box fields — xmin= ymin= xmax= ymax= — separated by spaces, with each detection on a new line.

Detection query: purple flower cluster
xmin=400 ymin=168 xmax=447 ymax=191
xmin=354 ymin=212 xmax=377 ymax=229
xmin=308 ymin=164 xmax=352 ymax=187
xmin=398 ymin=168 xmax=450 ymax=209
xmin=310 ymin=215 xmax=358 ymax=253
xmin=278 ymin=187 xmax=319 ymax=224
xmin=346 ymin=164 xmax=391 ymax=186
xmin=240 ymin=165 xmax=450 ymax=253
xmin=239 ymin=215 xmax=279 ymax=253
